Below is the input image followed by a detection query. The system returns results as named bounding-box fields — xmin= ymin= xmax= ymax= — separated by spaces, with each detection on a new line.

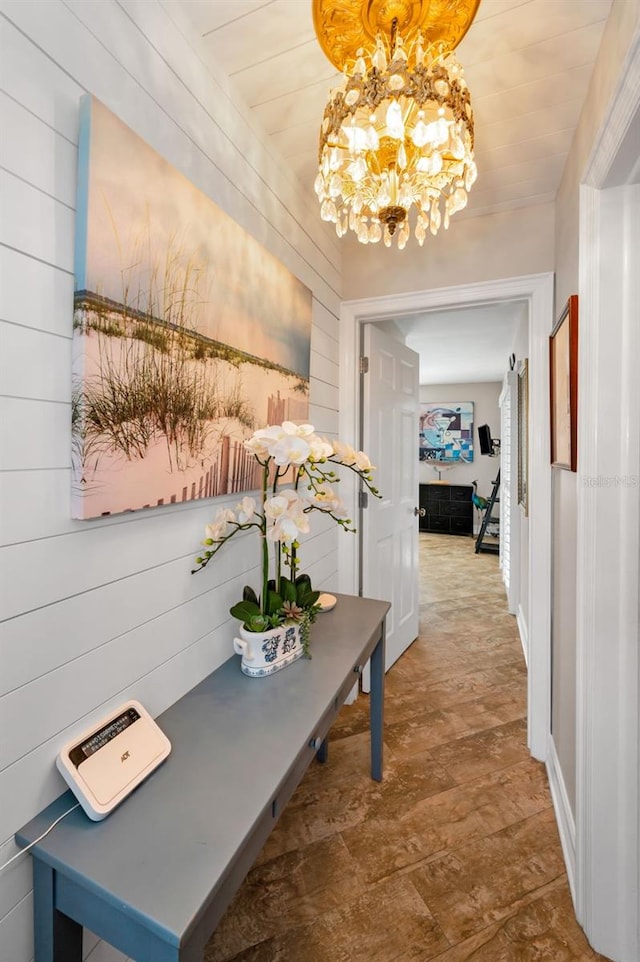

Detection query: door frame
xmin=499 ymin=371 xmax=521 ymax=620
xmin=340 ymin=271 xmax=554 ymax=760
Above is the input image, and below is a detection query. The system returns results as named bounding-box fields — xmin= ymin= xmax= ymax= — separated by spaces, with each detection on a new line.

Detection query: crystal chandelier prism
xmin=312 ymin=0 xmax=479 ymax=249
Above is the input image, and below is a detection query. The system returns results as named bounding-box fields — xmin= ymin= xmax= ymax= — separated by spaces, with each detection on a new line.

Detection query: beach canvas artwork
xmin=72 ymin=96 xmax=311 ymax=519
xmin=419 ymin=403 xmax=474 ymax=462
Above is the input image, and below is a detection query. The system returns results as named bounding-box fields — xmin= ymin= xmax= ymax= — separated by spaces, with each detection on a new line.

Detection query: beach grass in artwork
xmin=72 ymin=96 xmax=311 ymax=519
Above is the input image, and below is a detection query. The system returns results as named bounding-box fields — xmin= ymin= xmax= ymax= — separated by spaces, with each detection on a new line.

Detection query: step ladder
xmin=475 ymin=471 xmax=500 ymax=555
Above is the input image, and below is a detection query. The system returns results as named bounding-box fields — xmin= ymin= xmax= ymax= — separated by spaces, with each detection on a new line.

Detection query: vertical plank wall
xmin=0 ymin=1 xmax=342 ymax=958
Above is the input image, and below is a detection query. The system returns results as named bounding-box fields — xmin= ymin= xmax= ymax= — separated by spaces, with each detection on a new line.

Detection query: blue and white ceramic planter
xmin=232 ymin=622 xmax=303 ymax=677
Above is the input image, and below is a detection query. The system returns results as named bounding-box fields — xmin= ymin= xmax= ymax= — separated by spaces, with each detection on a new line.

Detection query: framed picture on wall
xmin=549 ymin=294 xmax=578 ymax=471
xmin=418 ymin=402 xmax=474 ymax=463
xmin=517 ymin=359 xmax=529 ymax=515
xmin=70 ymin=95 xmax=312 ymax=520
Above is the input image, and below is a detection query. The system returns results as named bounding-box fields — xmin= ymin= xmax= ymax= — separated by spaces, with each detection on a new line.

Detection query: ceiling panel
xmin=233 ymin=42 xmax=339 ymax=109
xmin=252 ymin=83 xmax=335 ymax=136
xmin=200 ymin=0 xmax=317 ymax=75
xmin=466 ymin=22 xmax=607 ymax=97
xmin=399 ymin=302 xmax=528 ymax=384
xmin=473 ymin=62 xmax=593 ymax=123
xmin=183 ymin=0 xmax=269 ymax=35
xmin=477 ymin=98 xmax=584 ymax=151
xmin=458 ymin=0 xmax=613 ymax=66
xmin=473 ymin=152 xmax=566 ymax=188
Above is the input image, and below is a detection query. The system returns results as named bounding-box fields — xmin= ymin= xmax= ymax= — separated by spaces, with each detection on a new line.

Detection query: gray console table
xmin=16 ymin=594 xmax=389 ymax=962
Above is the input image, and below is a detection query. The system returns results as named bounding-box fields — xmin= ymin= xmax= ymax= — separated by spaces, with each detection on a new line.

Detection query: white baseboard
xmin=516 ymin=604 xmax=528 ymax=666
xmin=546 ymin=736 xmax=577 ymax=907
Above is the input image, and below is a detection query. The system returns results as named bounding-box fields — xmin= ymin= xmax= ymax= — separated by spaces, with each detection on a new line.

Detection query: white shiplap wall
xmin=0 ymin=1 xmax=342 ymax=959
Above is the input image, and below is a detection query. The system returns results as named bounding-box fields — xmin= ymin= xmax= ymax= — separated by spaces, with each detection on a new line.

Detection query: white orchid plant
xmin=193 ymin=421 xmax=379 ymax=652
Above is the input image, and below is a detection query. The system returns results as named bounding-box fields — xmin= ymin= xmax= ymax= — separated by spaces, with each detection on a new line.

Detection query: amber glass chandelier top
xmin=313 ymin=0 xmax=480 ymax=71
xmin=312 ymin=0 xmax=481 ymax=248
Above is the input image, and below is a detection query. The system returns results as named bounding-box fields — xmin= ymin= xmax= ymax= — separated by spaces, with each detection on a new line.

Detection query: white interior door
xmin=361 ymin=324 xmax=420 ymax=678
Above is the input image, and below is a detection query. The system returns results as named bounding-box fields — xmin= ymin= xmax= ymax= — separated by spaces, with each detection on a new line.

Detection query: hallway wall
xmin=551 ymin=0 xmax=640 ymax=820
xmin=419 ymin=382 xmax=502 ymax=501
xmin=0 ymin=2 xmax=341 ymax=959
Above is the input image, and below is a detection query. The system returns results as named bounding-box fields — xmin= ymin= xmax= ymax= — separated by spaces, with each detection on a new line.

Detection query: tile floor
xmin=204 ymin=533 xmax=610 ymax=961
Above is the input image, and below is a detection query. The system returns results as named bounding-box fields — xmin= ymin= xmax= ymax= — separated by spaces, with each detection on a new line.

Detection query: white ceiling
xmin=395 ymin=300 xmax=528 ymax=384
xmin=177 ymin=0 xmax=612 ymax=383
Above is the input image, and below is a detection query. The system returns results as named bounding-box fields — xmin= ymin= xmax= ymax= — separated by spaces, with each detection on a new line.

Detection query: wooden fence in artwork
xmin=266 ymin=392 xmax=308 ymax=425
xmin=148 ymin=391 xmax=310 ymax=509
xmin=154 ymin=436 xmax=263 ymax=507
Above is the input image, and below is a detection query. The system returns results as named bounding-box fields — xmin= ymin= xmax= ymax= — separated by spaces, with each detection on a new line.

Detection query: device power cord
xmin=0 ymin=802 xmax=80 ymax=872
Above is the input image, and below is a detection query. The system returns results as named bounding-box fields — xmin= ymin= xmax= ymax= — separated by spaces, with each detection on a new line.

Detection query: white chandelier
xmin=313 ymin=6 xmax=478 ymax=249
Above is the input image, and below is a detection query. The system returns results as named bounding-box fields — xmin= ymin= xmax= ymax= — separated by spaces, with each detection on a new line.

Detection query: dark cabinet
xmin=419 ymin=483 xmax=473 ymax=536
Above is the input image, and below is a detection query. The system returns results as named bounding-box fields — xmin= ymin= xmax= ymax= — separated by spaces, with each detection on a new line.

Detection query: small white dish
xmin=317 ymin=593 xmax=337 ymax=612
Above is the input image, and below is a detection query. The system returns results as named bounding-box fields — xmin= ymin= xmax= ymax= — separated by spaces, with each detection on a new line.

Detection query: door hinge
xmin=359 ymin=490 xmax=369 ymax=509
xmin=359 ymin=356 xmax=369 ymax=375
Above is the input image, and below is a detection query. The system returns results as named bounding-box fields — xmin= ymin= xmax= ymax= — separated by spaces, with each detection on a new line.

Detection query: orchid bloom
xmin=243 ymin=424 xmax=284 ymax=459
xmin=332 ymin=440 xmax=358 ymax=466
xmin=265 ymin=489 xmax=310 ymax=543
xmin=354 ymin=450 xmax=374 ymax=471
xmin=204 ymin=507 xmax=236 ymax=542
xmin=267 ymin=515 xmax=301 ymax=543
xmin=308 ymin=436 xmax=334 ymax=461
xmin=307 ymin=483 xmax=344 ymax=514
xmin=236 ymin=496 xmax=257 ymax=524
xmin=245 ymin=422 xmax=318 ymax=467
xmin=281 ymin=421 xmax=315 ymax=438
xmin=270 ymin=434 xmax=311 ymax=467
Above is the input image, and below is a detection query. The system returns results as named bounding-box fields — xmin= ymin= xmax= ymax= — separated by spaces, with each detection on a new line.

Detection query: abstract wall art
xmin=72 ymin=95 xmax=312 ymax=519
xmin=419 ymin=402 xmax=474 ymax=463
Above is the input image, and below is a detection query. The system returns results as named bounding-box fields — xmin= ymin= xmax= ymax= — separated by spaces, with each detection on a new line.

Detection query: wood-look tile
xmin=409 ymin=809 xmax=566 ymax=943
xmin=341 ymin=760 xmax=553 ymax=885
xmin=424 ymin=880 xmax=609 ymax=961
xmin=257 ymin=740 xmax=454 ymax=867
xmin=203 ymin=534 xmax=612 ymax=962
xmin=384 ymin=705 xmax=474 ymax=756
xmin=384 ymin=663 xmax=527 ymax=726
xmin=214 ymin=876 xmax=451 ymax=962
xmin=204 ymin=836 xmax=364 ymax=961
xmin=366 ymin=749 xmax=457 ymax=818
xmin=427 ymin=718 xmax=531 ymax=783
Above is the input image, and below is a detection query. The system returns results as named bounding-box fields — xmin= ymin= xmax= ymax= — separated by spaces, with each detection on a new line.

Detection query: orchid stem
xmin=261 ymin=464 xmax=269 ymax=615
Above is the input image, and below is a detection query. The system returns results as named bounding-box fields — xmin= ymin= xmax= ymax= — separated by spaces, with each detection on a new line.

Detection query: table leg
xmin=33 ymin=861 xmax=83 ymax=962
xmin=369 ymin=621 xmax=385 ymax=782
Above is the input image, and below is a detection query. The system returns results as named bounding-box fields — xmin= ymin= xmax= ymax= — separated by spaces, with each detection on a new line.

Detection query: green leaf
xmin=230 ymin=600 xmax=261 ymax=622
xmin=242 ymin=585 xmax=259 ymax=606
xmin=266 ymin=589 xmax=283 ymax=616
xmin=280 ymin=577 xmax=297 ymax=603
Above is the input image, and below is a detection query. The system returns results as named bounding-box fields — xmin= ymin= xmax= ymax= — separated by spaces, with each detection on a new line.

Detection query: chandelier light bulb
xmin=315 ymin=19 xmax=477 ymax=248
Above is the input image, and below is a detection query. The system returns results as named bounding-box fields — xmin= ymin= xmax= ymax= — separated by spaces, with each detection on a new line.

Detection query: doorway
xmin=340 ymin=272 xmax=554 ymax=761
